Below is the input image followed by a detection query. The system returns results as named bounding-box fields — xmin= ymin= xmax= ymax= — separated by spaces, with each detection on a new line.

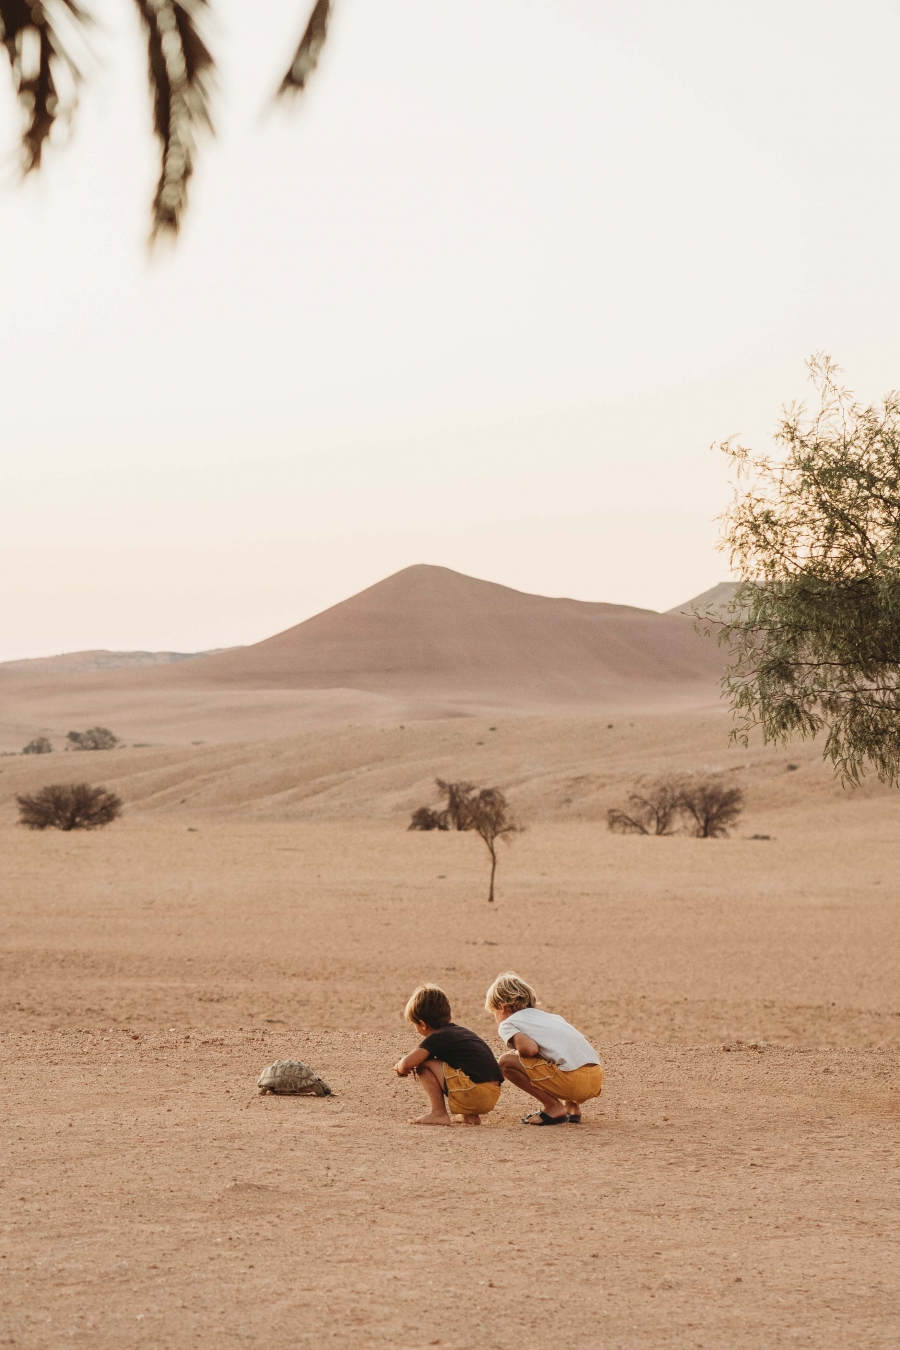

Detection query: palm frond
xmin=132 ymin=0 xmax=214 ymax=242
xmin=277 ymin=0 xmax=331 ymax=100
xmin=0 ymin=0 xmax=89 ymax=172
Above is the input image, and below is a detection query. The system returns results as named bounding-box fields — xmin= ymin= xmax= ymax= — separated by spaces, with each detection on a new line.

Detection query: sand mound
xmin=0 ymin=568 xmax=725 ymax=747
xmin=168 ymin=564 xmax=724 ymax=698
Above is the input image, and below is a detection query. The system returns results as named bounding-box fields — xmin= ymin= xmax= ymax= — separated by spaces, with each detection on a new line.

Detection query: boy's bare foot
xmin=410 ymin=1111 xmax=453 ymax=1126
xmin=460 ymin=1113 xmax=482 ymax=1125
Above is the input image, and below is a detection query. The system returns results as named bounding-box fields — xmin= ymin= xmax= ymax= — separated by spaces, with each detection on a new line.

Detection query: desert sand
xmin=2 ymin=704 xmax=899 ymax=1347
xmin=0 ymin=567 xmax=725 ymax=750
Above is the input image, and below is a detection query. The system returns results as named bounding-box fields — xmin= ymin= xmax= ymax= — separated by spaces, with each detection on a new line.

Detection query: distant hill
xmin=666 ymin=582 xmax=738 ymax=619
xmin=0 ymin=649 xmax=233 ymax=675
xmin=150 ymin=564 xmax=724 ymax=703
xmin=0 ymin=567 xmax=726 ymax=746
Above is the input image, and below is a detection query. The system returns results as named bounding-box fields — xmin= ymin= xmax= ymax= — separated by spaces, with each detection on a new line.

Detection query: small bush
xmin=606 ymin=777 xmax=685 ymax=836
xmin=607 ymin=775 xmax=745 ymax=839
xmin=435 ymin=779 xmax=477 ymax=830
xmin=66 ymin=727 xmax=119 ymax=751
xmin=408 ymin=806 xmax=450 ymax=831
xmin=678 ymin=781 xmax=744 ymax=838
xmin=16 ymin=782 xmax=123 ymax=831
xmin=22 ymin=736 xmax=53 ymax=755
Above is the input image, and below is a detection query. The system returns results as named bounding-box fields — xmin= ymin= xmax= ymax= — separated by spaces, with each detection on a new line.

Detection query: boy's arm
xmin=394 ymin=1047 xmax=430 ymax=1076
xmin=509 ymin=1031 xmax=540 ymax=1058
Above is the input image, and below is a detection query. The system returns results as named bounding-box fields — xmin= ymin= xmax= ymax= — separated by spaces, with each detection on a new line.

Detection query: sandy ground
xmin=4 ymin=1032 xmax=898 ymax=1349
xmin=2 ymin=712 xmax=900 ymax=1346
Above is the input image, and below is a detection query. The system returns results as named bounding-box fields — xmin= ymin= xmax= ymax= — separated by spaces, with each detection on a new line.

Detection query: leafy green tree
xmin=0 ymin=0 xmax=330 ymax=240
xmin=713 ymin=354 xmax=900 ymax=784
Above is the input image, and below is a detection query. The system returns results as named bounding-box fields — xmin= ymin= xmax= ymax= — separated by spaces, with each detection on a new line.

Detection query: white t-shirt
xmin=497 ymin=1007 xmax=600 ymax=1072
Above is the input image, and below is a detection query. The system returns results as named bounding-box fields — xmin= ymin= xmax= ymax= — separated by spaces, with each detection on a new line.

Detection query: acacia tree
xmin=606 ymin=776 xmax=685 ymax=836
xmin=677 ymin=781 xmax=744 ymax=838
xmin=712 ymin=354 xmax=900 ymax=784
xmin=0 ymin=0 xmax=331 ymax=241
xmin=607 ymin=775 xmax=744 ymax=838
xmin=466 ymin=787 xmax=521 ymax=903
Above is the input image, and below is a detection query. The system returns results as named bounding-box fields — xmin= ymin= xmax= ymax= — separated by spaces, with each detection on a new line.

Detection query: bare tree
xmin=0 ymin=0 xmax=331 ymax=241
xmin=606 ymin=777 xmax=685 ymax=836
xmin=435 ymin=779 xmax=477 ymax=831
xmin=466 ymin=787 xmax=522 ymax=903
xmin=22 ymin=736 xmax=53 ymax=755
xmin=16 ymin=782 xmax=123 ymax=831
xmin=408 ymin=806 xmax=449 ymax=831
xmin=66 ymin=727 xmax=119 ymax=751
xmin=678 ymin=781 xmax=744 ymax=838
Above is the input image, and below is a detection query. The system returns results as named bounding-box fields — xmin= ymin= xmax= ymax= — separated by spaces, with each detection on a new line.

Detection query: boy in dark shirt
xmin=394 ymin=984 xmax=503 ymax=1126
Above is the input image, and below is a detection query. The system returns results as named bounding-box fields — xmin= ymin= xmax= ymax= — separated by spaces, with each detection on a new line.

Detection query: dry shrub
xmin=16 ymin=783 xmax=123 ymax=832
xmin=22 ymin=736 xmax=53 ymax=755
xmin=435 ymin=779 xmax=477 ymax=830
xmin=678 ymin=781 xmax=745 ymax=838
xmin=606 ymin=776 xmax=685 ymax=836
xmin=408 ymin=807 xmax=449 ymax=831
xmin=66 ymin=727 xmax=119 ymax=751
xmin=607 ymin=776 xmax=744 ymax=839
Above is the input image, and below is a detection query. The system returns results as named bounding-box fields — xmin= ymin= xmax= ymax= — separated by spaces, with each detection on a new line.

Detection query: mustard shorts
xmin=520 ymin=1056 xmax=604 ymax=1103
xmin=443 ymin=1065 xmax=502 ymax=1117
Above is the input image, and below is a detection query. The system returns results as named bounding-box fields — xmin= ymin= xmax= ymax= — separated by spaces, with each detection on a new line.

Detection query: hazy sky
xmin=3 ymin=0 xmax=900 ymax=659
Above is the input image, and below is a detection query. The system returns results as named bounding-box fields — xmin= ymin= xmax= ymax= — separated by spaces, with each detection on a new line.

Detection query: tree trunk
xmin=488 ymin=846 xmax=497 ymax=902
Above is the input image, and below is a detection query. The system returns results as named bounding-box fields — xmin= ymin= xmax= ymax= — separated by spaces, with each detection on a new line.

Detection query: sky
xmin=3 ymin=0 xmax=900 ymax=659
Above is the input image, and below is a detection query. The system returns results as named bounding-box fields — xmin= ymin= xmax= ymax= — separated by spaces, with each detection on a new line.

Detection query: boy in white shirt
xmin=486 ymin=971 xmax=603 ymax=1126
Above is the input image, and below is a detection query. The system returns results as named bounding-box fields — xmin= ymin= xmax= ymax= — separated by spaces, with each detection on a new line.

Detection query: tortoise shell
xmin=256 ymin=1059 xmax=332 ymax=1096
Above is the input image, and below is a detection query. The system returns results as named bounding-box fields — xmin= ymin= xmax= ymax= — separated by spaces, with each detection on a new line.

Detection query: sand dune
xmin=0 ymin=567 xmax=724 ymax=749
xmin=173 ymin=564 xmax=724 ymax=696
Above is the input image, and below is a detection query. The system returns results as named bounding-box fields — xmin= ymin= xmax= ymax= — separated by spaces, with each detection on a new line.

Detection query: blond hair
xmin=404 ymin=984 xmax=452 ymax=1028
xmin=485 ymin=971 xmax=538 ymax=1014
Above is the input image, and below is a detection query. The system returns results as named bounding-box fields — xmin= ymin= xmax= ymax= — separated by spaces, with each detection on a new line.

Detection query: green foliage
xmin=713 ymin=354 xmax=900 ymax=784
xmin=16 ymin=782 xmax=123 ymax=831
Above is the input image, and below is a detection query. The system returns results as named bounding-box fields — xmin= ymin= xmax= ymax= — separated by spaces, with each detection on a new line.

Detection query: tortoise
xmin=257 ymin=1059 xmax=333 ymax=1096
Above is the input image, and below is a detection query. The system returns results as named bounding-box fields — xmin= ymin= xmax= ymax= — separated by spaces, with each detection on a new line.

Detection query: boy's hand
xmin=393 ymin=1061 xmax=409 ymax=1077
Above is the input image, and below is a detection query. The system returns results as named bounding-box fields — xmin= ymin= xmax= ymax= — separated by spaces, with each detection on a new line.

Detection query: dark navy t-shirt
xmin=420 ymin=1023 xmax=503 ymax=1084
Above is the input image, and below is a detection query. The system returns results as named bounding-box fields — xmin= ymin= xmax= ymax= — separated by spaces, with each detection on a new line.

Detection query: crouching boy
xmin=394 ymin=984 xmax=503 ymax=1126
xmin=486 ymin=972 xmax=603 ymax=1125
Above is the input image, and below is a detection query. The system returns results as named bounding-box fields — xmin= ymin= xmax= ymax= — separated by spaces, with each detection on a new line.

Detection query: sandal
xmin=521 ymin=1111 xmax=567 ymax=1126
xmin=566 ymin=1114 xmax=582 ymax=1124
